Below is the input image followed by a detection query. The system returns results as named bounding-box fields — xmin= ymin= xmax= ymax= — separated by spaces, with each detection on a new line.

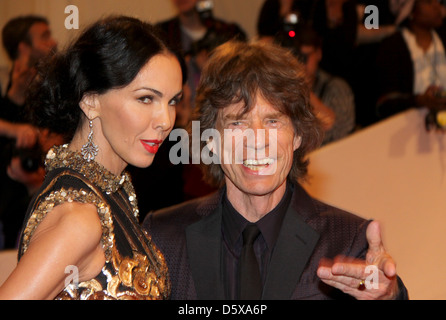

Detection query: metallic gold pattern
xmin=20 ymin=187 xmax=115 ymax=262
xmin=45 ymin=144 xmax=139 ymax=218
xmin=19 ymin=144 xmax=170 ymax=300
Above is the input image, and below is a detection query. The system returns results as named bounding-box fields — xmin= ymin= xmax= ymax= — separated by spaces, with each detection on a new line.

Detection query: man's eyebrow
xmin=133 ymin=87 xmax=163 ymax=97
xmin=222 ymin=113 xmax=248 ymax=121
xmin=264 ymin=112 xmax=284 ymax=119
xmin=222 ymin=111 xmax=284 ymax=121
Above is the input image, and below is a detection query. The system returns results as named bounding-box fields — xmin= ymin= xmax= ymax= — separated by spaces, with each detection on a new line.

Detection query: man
xmin=0 ymin=15 xmax=56 ymax=147
xmin=294 ymin=27 xmax=356 ymax=145
xmin=0 ymin=15 xmax=59 ymax=249
xmin=156 ymin=0 xmax=246 ymax=57
xmin=156 ymin=0 xmax=246 ymax=112
xmin=2 ymin=15 xmax=57 ymax=107
xmin=143 ymin=41 xmax=408 ymax=300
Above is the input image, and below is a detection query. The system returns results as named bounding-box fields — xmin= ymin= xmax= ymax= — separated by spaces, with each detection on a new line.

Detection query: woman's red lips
xmin=141 ymin=140 xmax=163 ymax=154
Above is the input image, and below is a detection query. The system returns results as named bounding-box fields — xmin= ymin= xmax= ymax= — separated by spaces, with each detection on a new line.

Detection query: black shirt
xmin=221 ymin=183 xmax=293 ymax=299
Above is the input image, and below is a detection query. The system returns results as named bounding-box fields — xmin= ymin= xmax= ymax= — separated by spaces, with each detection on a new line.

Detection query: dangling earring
xmin=81 ymin=120 xmax=99 ymax=162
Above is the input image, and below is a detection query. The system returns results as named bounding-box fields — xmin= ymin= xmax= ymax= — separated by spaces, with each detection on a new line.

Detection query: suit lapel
xmin=262 ymin=186 xmax=320 ymax=300
xmin=185 ymin=184 xmax=320 ymax=300
xmin=186 ymin=193 xmax=225 ymax=300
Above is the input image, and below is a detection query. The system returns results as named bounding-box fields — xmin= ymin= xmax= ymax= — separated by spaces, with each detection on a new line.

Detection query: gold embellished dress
xmin=18 ymin=144 xmax=170 ymax=300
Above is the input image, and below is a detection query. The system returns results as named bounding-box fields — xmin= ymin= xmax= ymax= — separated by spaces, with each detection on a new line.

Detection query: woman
xmin=376 ymin=0 xmax=446 ymax=119
xmin=0 ymin=16 xmax=184 ymax=300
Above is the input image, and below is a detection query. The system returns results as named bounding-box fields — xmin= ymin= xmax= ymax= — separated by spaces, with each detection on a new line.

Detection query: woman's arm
xmin=0 ymin=202 xmax=105 ymax=299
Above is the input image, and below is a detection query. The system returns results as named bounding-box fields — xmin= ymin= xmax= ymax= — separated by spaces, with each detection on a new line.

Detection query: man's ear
xmin=79 ymin=93 xmax=100 ymax=120
xmin=17 ymin=42 xmax=32 ymax=64
xmin=293 ymin=135 xmax=302 ymax=151
xmin=315 ymin=47 xmax=323 ymax=63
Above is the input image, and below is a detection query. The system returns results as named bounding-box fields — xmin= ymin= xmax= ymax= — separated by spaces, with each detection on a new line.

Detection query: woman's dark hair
xmin=194 ymin=40 xmax=323 ymax=186
xmin=26 ymin=15 xmax=186 ymax=140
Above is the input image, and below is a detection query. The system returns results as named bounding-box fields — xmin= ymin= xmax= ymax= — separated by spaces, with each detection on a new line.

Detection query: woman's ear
xmin=79 ymin=93 xmax=100 ymax=120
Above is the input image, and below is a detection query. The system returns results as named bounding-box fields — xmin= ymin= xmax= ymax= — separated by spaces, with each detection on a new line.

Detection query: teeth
xmin=243 ymin=158 xmax=274 ymax=166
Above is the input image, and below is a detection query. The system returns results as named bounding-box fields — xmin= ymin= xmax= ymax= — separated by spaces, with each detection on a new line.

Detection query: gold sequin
xmin=20 ymin=145 xmax=170 ymax=300
xmin=45 ymin=144 xmax=139 ymax=218
xmin=20 ymin=187 xmax=115 ymax=262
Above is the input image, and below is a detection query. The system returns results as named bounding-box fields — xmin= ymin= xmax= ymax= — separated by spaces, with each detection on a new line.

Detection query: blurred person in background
xmin=293 ymin=27 xmax=355 ymax=145
xmin=376 ymin=0 xmax=446 ymax=120
xmin=0 ymin=15 xmax=60 ymax=249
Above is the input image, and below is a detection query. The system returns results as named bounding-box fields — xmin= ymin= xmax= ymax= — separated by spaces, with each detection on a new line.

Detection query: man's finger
xmin=366 ymin=221 xmax=384 ymax=259
xmin=377 ymin=254 xmax=397 ymax=278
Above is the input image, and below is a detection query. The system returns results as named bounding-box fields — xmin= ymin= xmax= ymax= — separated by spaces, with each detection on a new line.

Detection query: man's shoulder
xmin=292 ymin=183 xmax=367 ymax=224
xmin=142 ymin=191 xmax=220 ymax=231
xmin=305 ymin=196 xmax=371 ymax=250
xmin=311 ymin=196 xmax=368 ymax=225
xmin=155 ymin=16 xmax=179 ymax=28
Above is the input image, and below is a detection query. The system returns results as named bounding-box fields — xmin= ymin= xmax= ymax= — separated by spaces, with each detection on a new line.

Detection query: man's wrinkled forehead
xmin=216 ymin=96 xmax=289 ymax=126
xmin=217 ymin=100 xmax=248 ymax=122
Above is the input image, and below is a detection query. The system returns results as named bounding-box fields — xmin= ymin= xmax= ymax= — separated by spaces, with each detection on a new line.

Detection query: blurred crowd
xmin=1 ymin=0 xmax=446 ymax=250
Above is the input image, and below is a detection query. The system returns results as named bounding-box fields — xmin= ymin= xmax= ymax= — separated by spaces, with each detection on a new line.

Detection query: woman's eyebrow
xmin=133 ymin=87 xmax=163 ymax=98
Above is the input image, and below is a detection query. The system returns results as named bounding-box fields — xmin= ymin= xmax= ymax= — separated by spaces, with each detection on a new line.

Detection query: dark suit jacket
xmin=143 ymin=183 xmax=408 ymax=300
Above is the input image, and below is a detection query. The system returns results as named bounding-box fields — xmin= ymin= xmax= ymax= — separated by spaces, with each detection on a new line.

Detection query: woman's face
xmin=91 ymin=53 xmax=183 ymax=174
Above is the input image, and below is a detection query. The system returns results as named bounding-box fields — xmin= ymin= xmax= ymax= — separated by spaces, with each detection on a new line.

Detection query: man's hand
xmin=416 ymin=85 xmax=446 ymax=111
xmin=7 ymin=156 xmax=45 ymax=195
xmin=7 ymin=53 xmax=37 ymax=105
xmin=316 ymin=221 xmax=399 ymax=300
xmin=13 ymin=123 xmax=39 ymax=148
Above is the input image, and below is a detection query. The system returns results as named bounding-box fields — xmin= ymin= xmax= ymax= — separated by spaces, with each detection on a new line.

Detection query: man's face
xmin=27 ymin=22 xmax=57 ymax=66
xmin=413 ymin=0 xmax=444 ymax=29
xmin=300 ymin=45 xmax=322 ymax=80
xmin=172 ymin=0 xmax=198 ymax=14
xmin=215 ymin=93 xmax=301 ymax=197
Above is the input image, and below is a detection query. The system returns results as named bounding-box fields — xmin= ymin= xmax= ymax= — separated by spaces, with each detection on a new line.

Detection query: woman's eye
xmin=169 ymin=98 xmax=180 ymax=106
xmin=138 ymin=96 xmax=153 ymax=104
xmin=170 ymin=93 xmax=184 ymax=106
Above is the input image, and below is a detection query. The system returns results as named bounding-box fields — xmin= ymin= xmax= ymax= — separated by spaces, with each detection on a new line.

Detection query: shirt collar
xmin=222 ymin=182 xmax=293 ymax=250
